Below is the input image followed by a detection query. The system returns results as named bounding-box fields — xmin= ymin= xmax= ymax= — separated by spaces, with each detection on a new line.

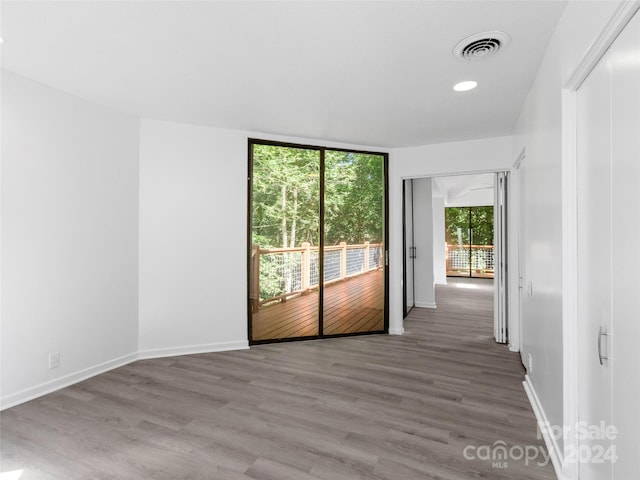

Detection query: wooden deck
xmin=251 ymin=269 xmax=384 ymax=341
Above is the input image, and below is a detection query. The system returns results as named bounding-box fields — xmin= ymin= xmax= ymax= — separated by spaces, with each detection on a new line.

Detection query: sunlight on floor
xmin=455 ymin=283 xmax=479 ymax=289
xmin=0 ymin=470 xmax=24 ymax=480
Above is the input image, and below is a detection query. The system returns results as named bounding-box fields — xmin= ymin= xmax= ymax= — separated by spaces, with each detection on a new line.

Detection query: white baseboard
xmin=415 ymin=301 xmax=437 ymax=309
xmin=523 ymin=375 xmax=568 ymax=480
xmin=1 ymin=341 xmax=250 ymax=411
xmin=388 ymin=327 xmax=404 ymax=335
xmin=509 ymin=343 xmax=520 ymax=352
xmin=0 ymin=352 xmax=138 ymax=411
xmin=138 ymin=340 xmax=249 ymax=360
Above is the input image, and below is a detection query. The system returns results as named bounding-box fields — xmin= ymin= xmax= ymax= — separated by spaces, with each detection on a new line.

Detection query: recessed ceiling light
xmin=0 ymin=37 xmax=4 ymax=44
xmin=453 ymin=81 xmax=477 ymax=92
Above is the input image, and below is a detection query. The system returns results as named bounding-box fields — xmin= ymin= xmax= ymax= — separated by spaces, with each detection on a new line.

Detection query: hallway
xmin=401 ymin=279 xmax=554 ymax=478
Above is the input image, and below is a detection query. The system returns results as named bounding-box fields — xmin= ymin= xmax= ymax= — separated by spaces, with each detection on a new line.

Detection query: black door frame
xmin=445 ymin=205 xmax=494 ymax=279
xmin=247 ymin=138 xmax=389 ymax=344
xmin=402 ymin=181 xmax=407 ymax=318
xmin=402 ymin=179 xmax=416 ymax=318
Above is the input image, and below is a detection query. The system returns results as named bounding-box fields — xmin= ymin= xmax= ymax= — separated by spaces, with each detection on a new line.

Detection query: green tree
xmin=445 ymin=206 xmax=493 ymax=246
xmin=252 ymin=145 xmax=320 ymax=249
xmin=324 ymin=151 xmax=384 ymax=245
xmin=252 ymin=145 xmax=384 ymax=249
xmin=251 ymin=145 xmax=385 ymax=301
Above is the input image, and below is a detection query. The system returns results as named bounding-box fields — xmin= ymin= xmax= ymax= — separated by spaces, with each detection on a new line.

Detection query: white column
xmin=432 ymin=196 xmax=447 ymax=285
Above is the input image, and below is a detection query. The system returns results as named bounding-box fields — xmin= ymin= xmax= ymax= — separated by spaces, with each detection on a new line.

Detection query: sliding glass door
xmin=249 ymin=144 xmax=321 ymax=340
xmin=248 ymin=140 xmax=387 ymax=343
xmin=323 ymin=151 xmax=385 ymax=335
xmin=445 ymin=206 xmax=494 ymax=278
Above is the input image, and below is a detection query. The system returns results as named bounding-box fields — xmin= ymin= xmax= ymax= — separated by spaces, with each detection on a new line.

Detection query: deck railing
xmin=251 ymin=242 xmax=383 ymax=311
xmin=446 ymin=244 xmax=494 ymax=276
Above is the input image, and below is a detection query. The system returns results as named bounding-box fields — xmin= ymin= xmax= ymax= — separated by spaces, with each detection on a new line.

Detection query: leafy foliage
xmin=445 ymin=206 xmax=494 ymax=246
xmin=325 ymin=151 xmax=384 ymax=245
xmin=251 ymin=145 xmax=384 ymax=249
xmin=252 ymin=145 xmax=320 ymax=249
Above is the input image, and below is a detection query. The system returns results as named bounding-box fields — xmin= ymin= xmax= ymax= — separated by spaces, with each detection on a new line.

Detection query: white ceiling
xmin=433 ymin=173 xmax=495 ymax=206
xmin=0 ymin=1 xmax=567 ymax=148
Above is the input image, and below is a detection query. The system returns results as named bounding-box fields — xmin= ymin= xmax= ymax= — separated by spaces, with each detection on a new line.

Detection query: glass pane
xmin=250 ymin=144 xmax=320 ymax=340
xmin=445 ymin=207 xmax=472 ymax=277
xmin=470 ymin=206 xmax=494 ymax=278
xmin=322 ymin=151 xmax=385 ymax=335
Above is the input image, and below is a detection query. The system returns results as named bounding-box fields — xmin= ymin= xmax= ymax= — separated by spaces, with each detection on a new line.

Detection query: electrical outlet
xmin=49 ymin=352 xmax=60 ymax=369
xmin=528 ymin=353 xmax=533 ymax=373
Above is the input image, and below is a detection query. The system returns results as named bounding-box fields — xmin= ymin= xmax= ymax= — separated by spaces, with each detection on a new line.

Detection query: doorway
xmin=402 ymin=172 xmax=509 ymax=344
xmin=248 ymin=140 xmax=389 ymax=343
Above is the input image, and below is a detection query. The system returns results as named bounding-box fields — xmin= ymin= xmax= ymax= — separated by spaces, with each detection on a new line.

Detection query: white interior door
xmin=609 ymin=10 xmax=640 ymax=479
xmin=576 ymin=51 xmax=613 ymax=479
xmin=576 ymin=9 xmax=640 ymax=479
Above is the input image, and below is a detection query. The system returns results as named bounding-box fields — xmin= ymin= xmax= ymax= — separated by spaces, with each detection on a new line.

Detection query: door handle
xmin=598 ymin=326 xmax=609 ymax=365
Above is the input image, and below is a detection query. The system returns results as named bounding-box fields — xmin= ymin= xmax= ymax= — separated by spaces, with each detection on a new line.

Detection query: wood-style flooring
xmin=251 ymin=270 xmax=384 ymax=341
xmin=0 ymin=279 xmax=556 ymax=479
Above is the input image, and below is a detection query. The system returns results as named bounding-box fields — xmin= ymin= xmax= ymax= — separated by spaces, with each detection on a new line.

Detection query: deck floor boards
xmin=252 ymin=269 xmax=384 ymax=340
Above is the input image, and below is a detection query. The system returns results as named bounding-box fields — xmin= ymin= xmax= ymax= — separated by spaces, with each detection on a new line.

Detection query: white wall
xmin=412 ymin=178 xmax=435 ymax=308
xmin=1 ymin=92 xmax=389 ymax=407
xmin=388 ymin=136 xmax=513 ymax=333
xmin=432 ymin=196 xmax=447 ymax=285
xmin=512 ymin=0 xmax=624 ymax=469
xmin=1 ymin=71 xmax=140 ymax=408
xmin=138 ymin=120 xmax=249 ymax=356
xmin=445 ymin=188 xmax=493 ymax=207
xmin=138 ymin=120 xmax=390 ymax=356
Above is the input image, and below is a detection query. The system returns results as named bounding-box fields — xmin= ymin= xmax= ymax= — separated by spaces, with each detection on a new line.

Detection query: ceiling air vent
xmin=453 ymin=31 xmax=510 ymax=61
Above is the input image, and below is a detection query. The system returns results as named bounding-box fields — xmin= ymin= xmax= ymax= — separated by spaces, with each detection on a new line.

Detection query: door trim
xmin=402 ymin=180 xmax=408 ymax=318
xmin=494 ymin=172 xmax=508 ymax=344
xmin=508 ymin=148 xmax=525 ymax=353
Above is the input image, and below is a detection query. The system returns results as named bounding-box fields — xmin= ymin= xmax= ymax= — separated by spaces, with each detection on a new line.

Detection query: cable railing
xmin=250 ymin=242 xmax=383 ymax=311
xmin=446 ymin=244 xmax=494 ymax=278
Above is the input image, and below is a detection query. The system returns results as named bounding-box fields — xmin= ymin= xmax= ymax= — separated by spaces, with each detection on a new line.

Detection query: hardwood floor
xmin=251 ymin=269 xmax=384 ymax=341
xmin=0 ymin=279 xmax=556 ymax=479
